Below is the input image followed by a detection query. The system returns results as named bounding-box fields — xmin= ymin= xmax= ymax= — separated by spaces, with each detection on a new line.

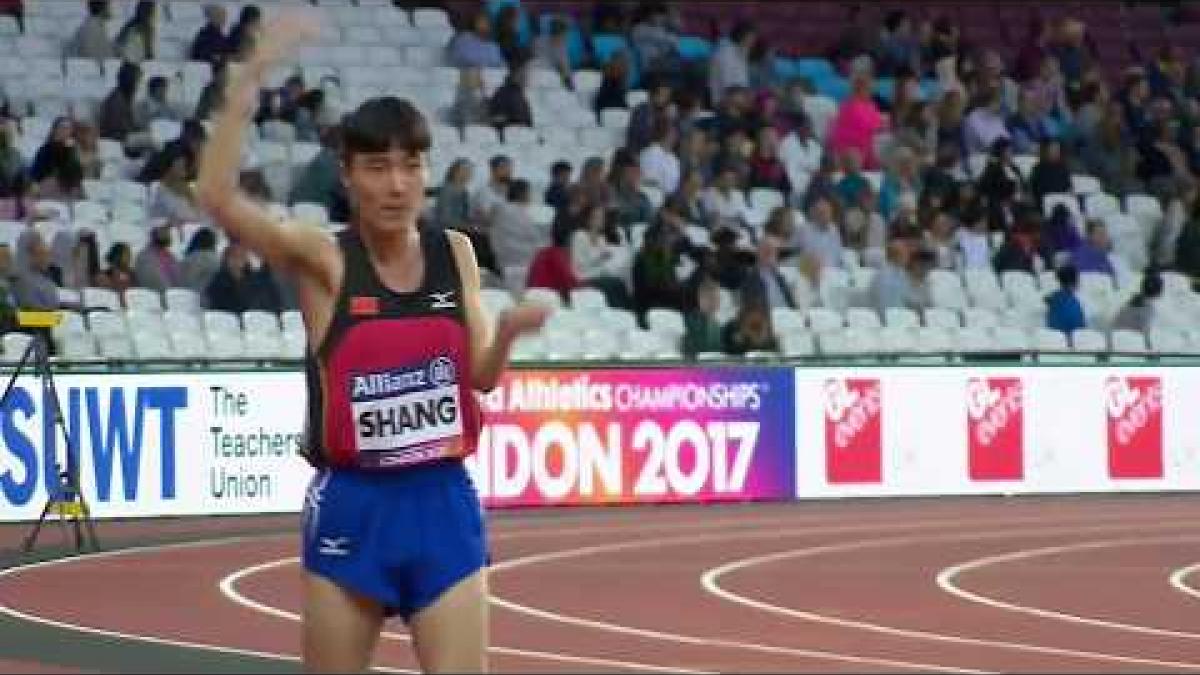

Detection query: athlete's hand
xmin=227 ymin=11 xmax=322 ymax=112
xmin=497 ymin=302 xmax=551 ymax=341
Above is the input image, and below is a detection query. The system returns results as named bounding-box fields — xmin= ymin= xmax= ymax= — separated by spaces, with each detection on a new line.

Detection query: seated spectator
xmin=450 ymin=67 xmax=489 ymax=128
xmin=722 ymin=300 xmax=778 ymax=355
xmin=1112 ymin=269 xmax=1164 ymax=333
xmin=289 ymin=125 xmax=346 ymax=220
xmin=206 ymin=240 xmax=281 ymax=312
xmin=976 ymin=138 xmax=1023 ymax=230
xmin=433 ymin=159 xmax=475 ymax=232
xmin=139 ymin=118 xmax=207 ymax=183
xmin=13 ymin=233 xmax=59 ymax=310
xmin=95 ymin=62 xmax=142 ymax=145
xmin=570 ymin=156 xmax=613 ymax=212
xmin=638 ymin=119 xmax=681 ymax=194
xmin=835 ymin=148 xmax=870 ymax=209
xmin=632 ymin=221 xmax=686 ymax=317
xmin=876 ymin=10 xmax=920 ymax=76
xmin=1028 ymin=139 xmax=1073 ymax=209
xmin=748 ymin=126 xmax=791 ymax=197
xmin=544 ymin=161 xmax=572 ymax=211
xmin=1045 ymin=263 xmax=1086 ymax=335
xmin=526 ymin=220 xmax=579 ymax=301
xmin=829 ymin=68 xmax=886 ymax=170
xmin=924 ymin=211 xmax=959 ymax=270
xmin=798 ymin=196 xmax=844 ymax=271
xmin=471 ymin=154 xmax=512 ymax=224
xmin=114 ymin=0 xmax=156 ymax=63
xmin=99 ymin=242 xmax=134 ymax=294
xmin=1079 ymin=103 xmax=1138 ymax=196
xmin=964 ymin=88 xmax=1011 ymax=156
xmin=628 ymin=77 xmax=675 ymax=153
xmin=488 ymin=61 xmax=533 ymax=129
xmin=180 ymin=227 xmax=220 ymax=295
xmin=673 ymin=169 xmax=709 ymax=229
xmin=683 ymin=279 xmax=725 ymax=356
xmin=709 ymin=21 xmax=755 ymax=104
xmin=842 ymin=185 xmax=886 ymax=253
xmin=739 ymin=235 xmax=796 ymax=310
xmin=1137 ymin=119 xmax=1193 ymax=196
xmin=489 ymin=179 xmax=547 ymax=275
xmin=190 ymin=3 xmax=231 ymax=64
xmin=702 ymin=162 xmax=749 ymax=233
xmin=779 ymin=115 xmax=823 ymax=198
xmin=950 ymin=205 xmax=988 ymax=267
xmin=447 ymin=10 xmax=506 ymax=69
xmin=1007 ymin=88 xmax=1054 ymax=155
xmin=1070 ymin=219 xmax=1116 ymax=277
xmin=133 ymin=224 xmax=181 ymax=292
xmin=594 ymin=52 xmax=631 ymax=111
xmin=66 ymin=0 xmax=115 ymax=60
xmin=802 ymin=154 xmax=841 ymax=212
xmin=149 ymin=148 xmax=207 ymax=225
xmin=610 ymin=153 xmax=654 ymax=229
xmin=631 ymin=2 xmax=682 ymax=83
xmin=570 ymin=204 xmax=632 ymax=308
xmin=878 ymin=145 xmax=922 ymax=222
xmin=1041 ymin=203 xmax=1083 ymax=265
xmin=994 ymin=216 xmax=1046 ymax=274
xmin=676 ymin=126 xmax=714 ymax=184
xmin=28 ymin=117 xmax=84 ymax=200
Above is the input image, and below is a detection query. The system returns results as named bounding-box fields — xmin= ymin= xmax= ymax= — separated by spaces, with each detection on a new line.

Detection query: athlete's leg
xmin=408 ymin=569 xmax=489 ymax=673
xmin=302 ymin=571 xmax=386 ymax=673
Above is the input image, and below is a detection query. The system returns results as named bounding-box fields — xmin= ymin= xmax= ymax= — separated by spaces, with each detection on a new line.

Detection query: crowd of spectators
xmin=0 ymin=0 xmax=1196 ymax=356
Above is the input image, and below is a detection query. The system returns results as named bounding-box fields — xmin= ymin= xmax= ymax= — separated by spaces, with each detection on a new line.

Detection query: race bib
xmin=350 ymin=356 xmax=463 ymax=462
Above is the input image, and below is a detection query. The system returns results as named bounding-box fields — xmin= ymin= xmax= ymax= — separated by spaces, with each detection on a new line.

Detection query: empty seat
xmin=1070 ymin=329 xmax=1108 ymax=352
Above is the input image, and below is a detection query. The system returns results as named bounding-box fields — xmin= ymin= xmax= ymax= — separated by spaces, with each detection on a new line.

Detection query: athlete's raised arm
xmin=195 ymin=12 xmax=335 ymax=286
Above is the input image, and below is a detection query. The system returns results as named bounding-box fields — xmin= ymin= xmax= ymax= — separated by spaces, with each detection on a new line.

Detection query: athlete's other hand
xmin=497 ymin=303 xmax=551 ymax=340
xmin=246 ymin=11 xmax=322 ymax=72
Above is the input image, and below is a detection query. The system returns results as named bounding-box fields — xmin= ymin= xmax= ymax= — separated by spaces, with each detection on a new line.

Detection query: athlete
xmin=196 ymin=13 xmax=549 ymax=673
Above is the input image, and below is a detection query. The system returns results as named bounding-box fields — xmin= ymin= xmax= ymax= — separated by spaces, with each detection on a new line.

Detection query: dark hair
xmin=884 ymin=9 xmax=908 ymax=32
xmin=147 ymin=75 xmax=167 ymax=93
xmin=730 ymin=20 xmax=755 ymax=44
xmin=237 ymin=5 xmax=261 ymax=27
xmin=186 ymin=227 xmax=218 ymax=255
xmin=87 ymin=0 xmax=108 ymax=18
xmin=105 ymin=242 xmax=131 ymax=269
xmin=489 ymin=154 xmax=512 ymax=170
xmin=551 ymin=160 xmax=571 ymax=176
xmin=117 ymin=61 xmax=142 ymax=98
xmin=507 ymin=179 xmax=530 ymax=202
xmin=1140 ymin=269 xmax=1164 ymax=299
xmin=1056 ymin=264 xmax=1079 ymax=288
xmin=1085 ymin=218 xmax=1106 ymax=238
xmin=340 ymin=97 xmax=431 ymax=159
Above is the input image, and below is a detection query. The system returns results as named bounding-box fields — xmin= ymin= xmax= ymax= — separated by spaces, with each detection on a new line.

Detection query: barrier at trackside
xmin=0 ymin=364 xmax=1194 ymax=521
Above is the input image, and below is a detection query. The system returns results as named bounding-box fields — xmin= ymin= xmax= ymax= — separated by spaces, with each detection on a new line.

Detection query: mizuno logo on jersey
xmin=428 ymin=291 xmax=457 ymax=309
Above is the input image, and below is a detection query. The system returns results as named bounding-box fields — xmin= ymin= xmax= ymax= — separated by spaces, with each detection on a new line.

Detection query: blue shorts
xmin=301 ymin=459 xmax=488 ymax=622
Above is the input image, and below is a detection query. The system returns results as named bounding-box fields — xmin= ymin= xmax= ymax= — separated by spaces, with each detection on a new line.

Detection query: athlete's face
xmin=343 ymin=147 xmax=428 ymax=233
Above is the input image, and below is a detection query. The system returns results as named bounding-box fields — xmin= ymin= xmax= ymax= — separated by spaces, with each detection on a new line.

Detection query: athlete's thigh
xmin=408 ymin=569 xmax=489 ymax=674
xmin=302 ymin=570 xmax=386 ymax=673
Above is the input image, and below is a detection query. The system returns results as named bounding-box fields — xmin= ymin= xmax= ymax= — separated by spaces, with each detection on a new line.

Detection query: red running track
xmin=1 ymin=497 xmax=1199 ymax=673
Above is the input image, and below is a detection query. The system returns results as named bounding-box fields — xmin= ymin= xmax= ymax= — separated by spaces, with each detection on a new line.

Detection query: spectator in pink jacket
xmin=829 ymin=70 xmax=887 ymax=170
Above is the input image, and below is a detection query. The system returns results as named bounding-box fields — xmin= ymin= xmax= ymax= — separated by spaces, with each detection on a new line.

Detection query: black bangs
xmin=340 ymin=97 xmax=432 ymax=158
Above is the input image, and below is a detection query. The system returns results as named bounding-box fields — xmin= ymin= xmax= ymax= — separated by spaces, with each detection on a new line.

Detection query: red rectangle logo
xmin=1105 ymin=376 xmax=1164 ymax=479
xmin=966 ymin=377 xmax=1025 ymax=481
xmin=350 ymin=295 xmax=380 ymax=316
xmin=824 ymin=378 xmax=883 ymax=484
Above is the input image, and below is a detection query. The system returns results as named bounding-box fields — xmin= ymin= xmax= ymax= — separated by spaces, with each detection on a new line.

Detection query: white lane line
xmin=218 ymin=556 xmax=713 ymax=674
xmin=701 ymin=524 xmax=1200 ymax=672
xmin=0 ymin=535 xmax=413 ymax=673
xmin=1170 ymin=563 xmax=1200 ymax=601
xmin=936 ymin=537 xmax=1200 ymax=640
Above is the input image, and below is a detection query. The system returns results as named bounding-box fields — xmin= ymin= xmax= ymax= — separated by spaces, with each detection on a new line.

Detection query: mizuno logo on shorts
xmin=318 ymin=537 xmax=350 ymax=556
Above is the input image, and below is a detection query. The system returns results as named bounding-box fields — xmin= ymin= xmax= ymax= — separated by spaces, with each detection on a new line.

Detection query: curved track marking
xmin=1170 ymin=563 xmax=1200 ymax=601
xmin=936 ymin=536 xmax=1200 ymax=640
xmin=219 ymin=557 xmax=712 ymax=674
xmin=0 ymin=535 xmax=414 ymax=674
xmin=700 ymin=523 xmax=1200 ymax=671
